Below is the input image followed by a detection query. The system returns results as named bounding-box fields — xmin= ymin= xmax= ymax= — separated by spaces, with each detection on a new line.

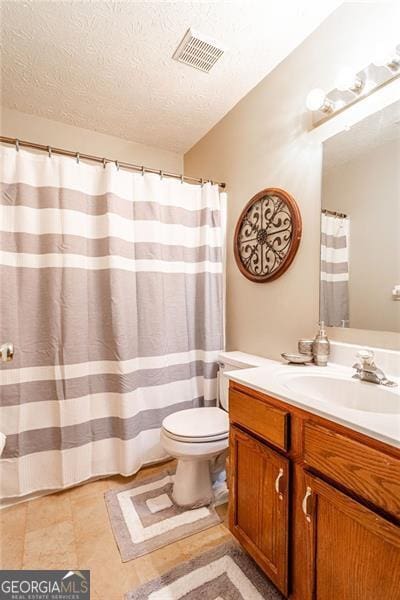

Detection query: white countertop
xmin=226 ymin=360 xmax=400 ymax=448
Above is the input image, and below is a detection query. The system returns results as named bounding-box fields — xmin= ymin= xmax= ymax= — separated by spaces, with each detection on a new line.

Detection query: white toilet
xmin=160 ymin=352 xmax=261 ymax=507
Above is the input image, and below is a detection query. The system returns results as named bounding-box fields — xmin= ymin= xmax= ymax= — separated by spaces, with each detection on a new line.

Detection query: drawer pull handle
xmin=275 ymin=468 xmax=284 ymax=500
xmin=302 ymin=486 xmax=313 ymax=522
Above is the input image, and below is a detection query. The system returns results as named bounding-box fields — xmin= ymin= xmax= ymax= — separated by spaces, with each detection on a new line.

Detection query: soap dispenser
xmin=312 ymin=322 xmax=330 ymax=366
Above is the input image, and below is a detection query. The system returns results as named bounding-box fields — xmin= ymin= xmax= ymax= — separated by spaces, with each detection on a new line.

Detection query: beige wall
xmin=323 ymin=137 xmax=400 ymax=333
xmin=1 ymin=107 xmax=183 ymax=172
xmin=184 ymin=2 xmax=400 ymax=357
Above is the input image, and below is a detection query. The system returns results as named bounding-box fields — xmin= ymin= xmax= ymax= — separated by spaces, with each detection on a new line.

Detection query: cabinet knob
xmin=302 ymin=486 xmax=313 ymax=522
xmin=275 ymin=468 xmax=284 ymax=500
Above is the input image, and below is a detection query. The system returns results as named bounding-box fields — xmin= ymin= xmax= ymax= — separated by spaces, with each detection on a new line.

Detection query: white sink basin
xmin=275 ymin=371 xmax=400 ymax=415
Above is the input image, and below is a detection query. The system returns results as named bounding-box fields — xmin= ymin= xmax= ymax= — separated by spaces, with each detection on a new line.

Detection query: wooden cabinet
xmin=302 ymin=473 xmax=400 ymax=600
xmin=304 ymin=422 xmax=400 ymax=518
xmin=228 ymin=380 xmax=400 ymax=600
xmin=229 ymin=425 xmax=289 ymax=595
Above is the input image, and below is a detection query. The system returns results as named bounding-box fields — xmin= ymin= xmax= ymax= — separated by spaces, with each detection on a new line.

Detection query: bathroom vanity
xmin=225 ymin=94 xmax=400 ymax=598
xmin=227 ymin=369 xmax=400 ymax=599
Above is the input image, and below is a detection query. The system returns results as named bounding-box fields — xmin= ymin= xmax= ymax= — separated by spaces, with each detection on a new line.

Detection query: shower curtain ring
xmin=141 ymin=166 xmax=145 ymax=176
xmin=160 ymin=170 xmax=164 ymax=180
xmin=201 ymin=178 xmax=204 ymax=188
xmin=76 ymin=153 xmax=80 ymax=164
xmin=15 ymin=139 xmax=20 ymax=152
xmin=115 ymin=160 xmax=120 ymax=171
xmin=47 ymin=146 xmax=52 ymax=159
xmin=103 ymin=158 xmax=107 ymax=169
xmin=181 ymin=174 xmax=184 ymax=184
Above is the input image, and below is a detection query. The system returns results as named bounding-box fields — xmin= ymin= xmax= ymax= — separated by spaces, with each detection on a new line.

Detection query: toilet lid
xmin=162 ymin=407 xmax=229 ymax=441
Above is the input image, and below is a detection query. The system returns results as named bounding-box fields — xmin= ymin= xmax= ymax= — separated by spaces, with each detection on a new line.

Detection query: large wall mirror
xmin=320 ymin=100 xmax=400 ymax=334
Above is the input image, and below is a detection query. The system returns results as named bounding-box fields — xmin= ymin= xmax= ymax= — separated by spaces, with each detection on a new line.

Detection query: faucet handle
xmin=356 ymin=349 xmax=375 ymax=366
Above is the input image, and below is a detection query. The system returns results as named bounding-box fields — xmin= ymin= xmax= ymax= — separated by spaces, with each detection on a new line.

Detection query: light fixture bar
xmin=306 ymin=42 xmax=400 ymax=128
xmin=310 ymin=70 xmax=400 ymax=128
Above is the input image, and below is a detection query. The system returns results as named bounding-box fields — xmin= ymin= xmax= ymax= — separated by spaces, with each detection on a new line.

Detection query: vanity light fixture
xmin=306 ymin=41 xmax=400 ymax=126
xmin=335 ymin=67 xmax=363 ymax=93
xmin=305 ymin=89 xmax=333 ymax=113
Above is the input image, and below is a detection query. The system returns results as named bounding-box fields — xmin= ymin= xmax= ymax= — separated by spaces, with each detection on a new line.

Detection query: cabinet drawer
xmin=229 ymin=389 xmax=289 ymax=451
xmin=304 ymin=422 xmax=400 ymax=519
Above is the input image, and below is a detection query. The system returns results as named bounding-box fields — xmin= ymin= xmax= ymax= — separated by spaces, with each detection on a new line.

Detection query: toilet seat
xmin=162 ymin=429 xmax=229 ymax=443
xmin=162 ymin=407 xmax=229 ymax=444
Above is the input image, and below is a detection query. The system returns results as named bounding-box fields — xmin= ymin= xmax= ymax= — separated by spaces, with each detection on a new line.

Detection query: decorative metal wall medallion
xmin=234 ymin=188 xmax=302 ymax=282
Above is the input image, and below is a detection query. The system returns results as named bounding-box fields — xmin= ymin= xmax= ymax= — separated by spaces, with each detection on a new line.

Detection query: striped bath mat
xmin=105 ymin=469 xmax=222 ymax=561
xmin=125 ymin=540 xmax=283 ymax=599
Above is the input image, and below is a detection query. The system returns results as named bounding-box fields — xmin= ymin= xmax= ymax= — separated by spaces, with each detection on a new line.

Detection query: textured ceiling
xmin=1 ymin=0 xmax=341 ymax=153
xmin=324 ymin=100 xmax=400 ymax=170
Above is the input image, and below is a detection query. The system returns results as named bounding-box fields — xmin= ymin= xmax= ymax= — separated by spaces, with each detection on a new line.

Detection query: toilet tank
xmin=217 ymin=351 xmax=270 ymax=411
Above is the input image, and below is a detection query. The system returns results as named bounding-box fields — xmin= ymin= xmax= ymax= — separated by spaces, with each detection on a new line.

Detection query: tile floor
xmin=0 ymin=460 xmax=232 ymax=599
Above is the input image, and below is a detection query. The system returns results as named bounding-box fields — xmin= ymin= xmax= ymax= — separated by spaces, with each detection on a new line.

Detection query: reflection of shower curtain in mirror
xmin=0 ymin=145 xmax=226 ymax=501
xmin=320 ymin=213 xmax=350 ymax=327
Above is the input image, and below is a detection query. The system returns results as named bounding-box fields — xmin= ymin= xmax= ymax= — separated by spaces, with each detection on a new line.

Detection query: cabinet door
xmin=229 ymin=425 xmax=289 ymax=595
xmin=301 ymin=472 xmax=400 ymax=600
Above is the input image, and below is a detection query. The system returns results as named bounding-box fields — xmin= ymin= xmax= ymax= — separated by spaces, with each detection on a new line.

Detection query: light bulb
xmin=334 ymin=99 xmax=346 ymax=111
xmin=388 ymin=46 xmax=400 ymax=69
xmin=373 ymin=42 xmax=389 ymax=67
xmin=373 ymin=42 xmax=400 ymax=69
xmin=306 ymin=88 xmax=332 ymax=112
xmin=335 ymin=67 xmax=363 ymax=92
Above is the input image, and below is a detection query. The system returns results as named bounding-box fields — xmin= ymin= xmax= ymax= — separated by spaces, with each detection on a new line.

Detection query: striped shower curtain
xmin=320 ymin=213 xmax=350 ymax=327
xmin=0 ymin=146 xmax=225 ymax=501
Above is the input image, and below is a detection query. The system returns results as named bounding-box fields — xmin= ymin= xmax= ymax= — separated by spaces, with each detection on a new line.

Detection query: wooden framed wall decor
xmin=234 ymin=188 xmax=302 ymax=282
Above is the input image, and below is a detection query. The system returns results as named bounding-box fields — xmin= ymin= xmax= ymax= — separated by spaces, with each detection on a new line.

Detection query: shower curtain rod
xmin=322 ymin=208 xmax=347 ymax=219
xmin=0 ymin=136 xmax=226 ymax=190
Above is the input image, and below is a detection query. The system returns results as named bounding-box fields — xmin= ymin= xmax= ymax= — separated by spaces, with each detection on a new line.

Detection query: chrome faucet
xmin=352 ymin=350 xmax=397 ymax=387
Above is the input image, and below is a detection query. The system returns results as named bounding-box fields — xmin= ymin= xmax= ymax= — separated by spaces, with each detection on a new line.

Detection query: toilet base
xmin=160 ymin=428 xmax=229 ymax=509
xmin=172 ymin=459 xmax=213 ymax=508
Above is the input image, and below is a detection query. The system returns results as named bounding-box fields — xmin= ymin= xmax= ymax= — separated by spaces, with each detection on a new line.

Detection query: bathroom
xmin=0 ymin=1 xmax=399 ymax=598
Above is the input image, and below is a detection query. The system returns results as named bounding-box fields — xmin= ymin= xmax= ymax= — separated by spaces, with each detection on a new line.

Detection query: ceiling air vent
xmin=173 ymin=28 xmax=225 ymax=73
